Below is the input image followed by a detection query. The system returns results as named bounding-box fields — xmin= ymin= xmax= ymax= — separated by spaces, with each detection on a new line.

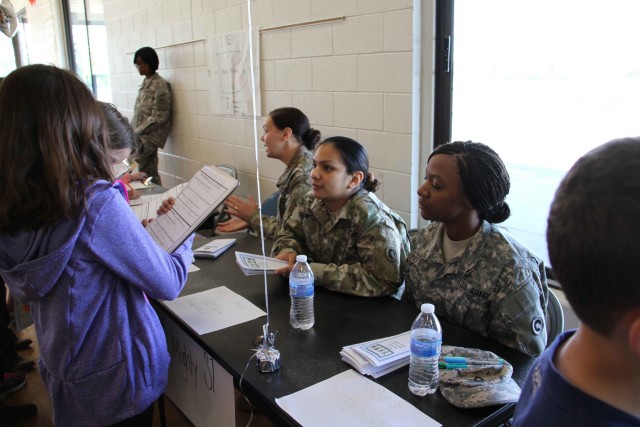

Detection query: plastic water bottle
xmin=408 ymin=303 xmax=442 ymax=396
xmin=289 ymin=254 xmax=314 ymax=330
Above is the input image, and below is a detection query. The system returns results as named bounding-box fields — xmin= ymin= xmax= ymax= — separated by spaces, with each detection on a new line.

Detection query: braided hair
xmin=429 ymin=141 xmax=510 ymax=223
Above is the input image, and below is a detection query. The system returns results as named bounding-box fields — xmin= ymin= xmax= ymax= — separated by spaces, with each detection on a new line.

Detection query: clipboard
xmin=145 ymin=165 xmax=239 ymax=252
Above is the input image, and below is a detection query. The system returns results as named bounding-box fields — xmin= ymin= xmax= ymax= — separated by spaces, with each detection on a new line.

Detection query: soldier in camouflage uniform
xmin=403 ymin=141 xmax=548 ymax=357
xmin=219 ymin=108 xmax=319 ymax=239
xmin=272 ymin=136 xmax=410 ymax=297
xmin=132 ymin=47 xmax=172 ymax=186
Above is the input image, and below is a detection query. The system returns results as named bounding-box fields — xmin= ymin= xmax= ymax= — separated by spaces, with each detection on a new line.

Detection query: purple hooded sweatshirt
xmin=0 ymin=181 xmax=194 ymax=426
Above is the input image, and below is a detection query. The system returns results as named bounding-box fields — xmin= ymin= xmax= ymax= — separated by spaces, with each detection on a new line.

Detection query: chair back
xmin=546 ymin=290 xmax=565 ymax=346
xmin=216 ymin=164 xmax=237 ymax=179
xmin=261 ymin=191 xmax=280 ymax=217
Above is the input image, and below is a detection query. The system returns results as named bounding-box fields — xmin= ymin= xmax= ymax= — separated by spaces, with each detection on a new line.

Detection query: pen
xmin=438 ymin=361 xmax=504 ymax=369
xmin=440 ymin=357 xmax=504 ymax=365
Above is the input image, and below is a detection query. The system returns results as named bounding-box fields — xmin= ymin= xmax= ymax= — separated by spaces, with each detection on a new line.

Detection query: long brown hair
xmin=0 ymin=65 xmax=112 ymax=232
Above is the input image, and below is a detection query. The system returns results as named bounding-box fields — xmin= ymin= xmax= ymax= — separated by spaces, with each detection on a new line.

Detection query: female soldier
xmin=403 ymin=141 xmax=548 ymax=357
xmin=272 ymin=136 xmax=410 ymax=297
xmin=217 ymin=107 xmax=320 ymax=239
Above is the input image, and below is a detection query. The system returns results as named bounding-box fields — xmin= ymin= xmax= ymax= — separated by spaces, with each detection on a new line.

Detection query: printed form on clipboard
xmin=145 ymin=165 xmax=239 ymax=252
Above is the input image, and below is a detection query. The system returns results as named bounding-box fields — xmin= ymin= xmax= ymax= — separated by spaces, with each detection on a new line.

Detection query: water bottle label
xmin=290 ymin=283 xmax=314 ymax=298
xmin=410 ymin=337 xmax=441 ymax=358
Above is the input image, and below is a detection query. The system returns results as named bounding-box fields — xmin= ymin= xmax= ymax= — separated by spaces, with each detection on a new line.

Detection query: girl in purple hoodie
xmin=0 ymin=65 xmax=194 ymax=426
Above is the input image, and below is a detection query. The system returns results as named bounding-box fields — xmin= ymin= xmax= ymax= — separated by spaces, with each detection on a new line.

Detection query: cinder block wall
xmin=105 ymin=0 xmax=416 ymax=223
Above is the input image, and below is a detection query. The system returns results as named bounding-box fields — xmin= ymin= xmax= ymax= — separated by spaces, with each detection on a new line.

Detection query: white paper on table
xmin=129 ymin=180 xmax=155 ymax=189
xmin=129 ymin=183 xmax=187 ymax=218
xmin=275 ymin=370 xmax=441 ymax=427
xmin=187 ymin=264 xmax=200 ymax=273
xmin=161 ymin=286 xmax=266 ymax=335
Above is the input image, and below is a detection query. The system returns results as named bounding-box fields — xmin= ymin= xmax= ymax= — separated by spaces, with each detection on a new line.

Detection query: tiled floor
xmin=3 ymin=325 xmax=275 ymax=427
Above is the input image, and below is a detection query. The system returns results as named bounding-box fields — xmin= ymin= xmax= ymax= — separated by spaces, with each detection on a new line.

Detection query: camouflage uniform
xmin=403 ymin=221 xmax=548 ymax=357
xmin=132 ymin=73 xmax=172 ymax=185
xmin=272 ymin=189 xmax=411 ymax=297
xmin=249 ymin=146 xmax=313 ymax=239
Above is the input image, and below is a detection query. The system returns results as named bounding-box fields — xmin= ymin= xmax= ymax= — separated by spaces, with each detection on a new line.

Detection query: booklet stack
xmin=235 ymin=251 xmax=289 ymax=276
xmin=193 ymin=239 xmax=236 ymax=259
xmin=340 ymin=331 xmax=411 ymax=378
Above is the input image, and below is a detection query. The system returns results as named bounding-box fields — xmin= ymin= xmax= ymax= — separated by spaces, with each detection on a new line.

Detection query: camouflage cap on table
xmin=438 ymin=345 xmax=521 ymax=408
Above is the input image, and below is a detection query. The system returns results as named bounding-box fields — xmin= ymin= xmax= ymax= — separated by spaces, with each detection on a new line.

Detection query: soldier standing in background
xmin=132 ymin=46 xmax=172 ymax=186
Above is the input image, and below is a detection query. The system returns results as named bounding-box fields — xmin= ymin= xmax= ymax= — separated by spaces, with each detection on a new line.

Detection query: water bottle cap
xmin=296 ymin=254 xmax=307 ymax=263
xmin=420 ymin=303 xmax=435 ymax=314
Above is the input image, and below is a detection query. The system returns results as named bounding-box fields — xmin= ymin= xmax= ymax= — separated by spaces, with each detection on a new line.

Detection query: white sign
xmin=159 ymin=311 xmax=235 ymax=427
xmin=276 ymin=370 xmax=441 ymax=427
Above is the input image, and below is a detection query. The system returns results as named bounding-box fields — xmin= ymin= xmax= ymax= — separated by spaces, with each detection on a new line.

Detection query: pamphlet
xmin=129 ymin=183 xmax=187 ymax=218
xmin=235 ymin=251 xmax=288 ymax=276
xmin=340 ymin=331 xmax=411 ymax=378
xmin=193 ymin=239 xmax=237 ymax=259
xmin=145 ymin=165 xmax=239 ymax=252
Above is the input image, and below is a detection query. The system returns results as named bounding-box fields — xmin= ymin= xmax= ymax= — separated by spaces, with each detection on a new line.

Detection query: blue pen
xmin=438 ymin=361 xmax=504 ymax=369
xmin=441 ymin=356 xmax=504 ymax=365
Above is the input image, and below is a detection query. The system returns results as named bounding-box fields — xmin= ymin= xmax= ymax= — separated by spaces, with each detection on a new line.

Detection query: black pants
xmin=108 ymin=403 xmax=154 ymax=427
xmin=0 ymin=284 xmax=18 ymax=373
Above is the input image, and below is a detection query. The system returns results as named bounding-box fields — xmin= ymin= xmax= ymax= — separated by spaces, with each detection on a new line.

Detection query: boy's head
xmin=547 ymin=137 xmax=640 ymax=337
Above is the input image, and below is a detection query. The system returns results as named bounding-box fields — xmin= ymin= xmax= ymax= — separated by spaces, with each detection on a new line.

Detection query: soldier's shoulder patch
xmin=386 ymin=247 xmax=397 ymax=262
xmin=531 ymin=316 xmax=544 ymax=335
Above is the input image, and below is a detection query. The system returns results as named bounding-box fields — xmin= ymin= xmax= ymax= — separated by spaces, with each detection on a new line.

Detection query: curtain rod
xmin=127 ymin=16 xmax=345 ymax=53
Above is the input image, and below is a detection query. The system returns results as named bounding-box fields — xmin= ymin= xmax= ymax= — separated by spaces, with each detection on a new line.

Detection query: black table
xmin=153 ymin=232 xmax=535 ymax=427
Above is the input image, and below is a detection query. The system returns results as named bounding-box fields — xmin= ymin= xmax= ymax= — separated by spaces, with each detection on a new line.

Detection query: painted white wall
xmin=105 ymin=0 xmax=432 ymax=225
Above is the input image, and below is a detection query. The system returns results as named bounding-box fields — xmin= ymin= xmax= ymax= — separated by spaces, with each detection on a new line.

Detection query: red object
xmin=28 ymin=0 xmax=36 ymax=5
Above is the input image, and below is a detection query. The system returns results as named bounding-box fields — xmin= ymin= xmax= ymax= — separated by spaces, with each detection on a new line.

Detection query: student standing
xmin=513 ymin=138 xmax=640 ymax=426
xmin=132 ymin=46 xmax=172 ymax=186
xmin=217 ymin=107 xmax=320 ymax=239
xmin=0 ymin=65 xmax=193 ymax=427
xmin=403 ymin=141 xmax=548 ymax=357
xmin=272 ymin=136 xmax=410 ymax=297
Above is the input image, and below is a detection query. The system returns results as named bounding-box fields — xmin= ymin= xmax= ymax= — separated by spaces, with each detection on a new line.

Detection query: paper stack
xmin=235 ymin=251 xmax=289 ymax=276
xmin=193 ymin=239 xmax=236 ymax=259
xmin=340 ymin=331 xmax=411 ymax=378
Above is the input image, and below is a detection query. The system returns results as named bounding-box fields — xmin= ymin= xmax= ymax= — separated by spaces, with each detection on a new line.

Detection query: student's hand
xmin=156 ymin=197 xmax=176 ymax=216
xmin=216 ymin=217 xmax=250 ymax=233
xmin=129 ymin=171 xmax=148 ymax=182
xmin=224 ymin=195 xmax=258 ymax=222
xmin=274 ymin=252 xmax=297 ymax=276
xmin=141 ymin=218 xmax=153 ymax=227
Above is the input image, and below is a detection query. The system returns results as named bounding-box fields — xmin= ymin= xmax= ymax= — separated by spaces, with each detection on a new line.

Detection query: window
xmin=0 ymin=33 xmax=16 ymax=76
xmin=63 ymin=0 xmax=111 ymax=101
xmin=435 ymin=0 xmax=640 ymax=267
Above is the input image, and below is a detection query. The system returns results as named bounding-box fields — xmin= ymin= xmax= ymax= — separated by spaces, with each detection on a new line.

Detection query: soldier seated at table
xmin=272 ymin=136 xmax=410 ymax=297
xmin=403 ymin=141 xmax=548 ymax=357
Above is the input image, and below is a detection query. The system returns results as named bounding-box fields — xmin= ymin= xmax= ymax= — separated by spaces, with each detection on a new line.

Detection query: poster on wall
xmin=209 ymin=30 xmax=261 ymax=117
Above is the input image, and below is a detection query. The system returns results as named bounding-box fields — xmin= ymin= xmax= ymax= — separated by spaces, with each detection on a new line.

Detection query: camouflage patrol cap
xmin=439 ymin=345 xmax=521 ymax=408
